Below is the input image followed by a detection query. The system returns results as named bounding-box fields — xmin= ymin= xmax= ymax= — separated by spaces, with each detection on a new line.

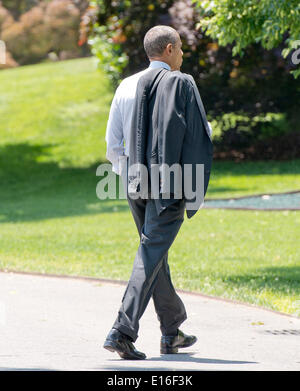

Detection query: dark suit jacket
xmin=126 ymin=67 xmax=213 ymax=219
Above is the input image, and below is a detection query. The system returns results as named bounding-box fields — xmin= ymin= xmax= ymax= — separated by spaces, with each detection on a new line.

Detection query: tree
xmin=80 ymin=0 xmax=299 ymax=158
xmin=44 ymin=0 xmax=81 ymax=56
xmin=2 ymin=0 xmax=83 ymax=64
xmin=0 ymin=2 xmax=14 ymax=32
xmin=193 ymin=0 xmax=300 ymax=78
xmin=2 ymin=2 xmax=50 ymax=64
xmin=1 ymin=0 xmax=40 ymax=19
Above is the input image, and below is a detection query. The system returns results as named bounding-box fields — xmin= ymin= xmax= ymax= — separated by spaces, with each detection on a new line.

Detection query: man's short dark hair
xmin=143 ymin=25 xmax=179 ymax=58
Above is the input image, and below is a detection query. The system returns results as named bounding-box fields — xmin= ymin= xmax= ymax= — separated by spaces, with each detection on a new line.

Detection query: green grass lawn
xmin=0 ymin=57 xmax=299 ymax=317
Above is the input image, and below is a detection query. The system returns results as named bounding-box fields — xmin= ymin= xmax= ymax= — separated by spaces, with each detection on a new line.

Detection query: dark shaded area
xmin=223 ymin=266 xmax=300 ymax=297
xmin=103 ymin=352 xmax=257 ymax=367
xmin=85 ymin=0 xmax=300 ymax=160
xmin=214 ymin=131 xmax=300 ymax=161
xmin=0 ymin=143 xmax=299 ymax=223
xmin=0 ymin=142 xmax=128 ymax=223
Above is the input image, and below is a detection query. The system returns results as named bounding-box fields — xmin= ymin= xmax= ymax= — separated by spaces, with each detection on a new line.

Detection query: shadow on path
xmin=104 ymin=352 xmax=258 ymax=367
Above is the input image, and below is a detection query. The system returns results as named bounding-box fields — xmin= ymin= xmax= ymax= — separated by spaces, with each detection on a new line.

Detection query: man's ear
xmin=166 ymin=43 xmax=173 ymax=54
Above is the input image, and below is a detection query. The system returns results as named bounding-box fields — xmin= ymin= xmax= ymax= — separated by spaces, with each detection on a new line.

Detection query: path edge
xmin=1 ymin=268 xmax=299 ymax=321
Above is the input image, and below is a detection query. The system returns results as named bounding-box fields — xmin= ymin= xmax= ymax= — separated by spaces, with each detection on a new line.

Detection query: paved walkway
xmin=0 ymin=271 xmax=299 ymax=371
xmin=204 ymin=190 xmax=300 ymax=210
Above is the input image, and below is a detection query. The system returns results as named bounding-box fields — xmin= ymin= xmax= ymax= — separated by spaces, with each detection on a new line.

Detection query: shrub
xmin=211 ymin=112 xmax=289 ymax=148
xmin=0 ymin=0 xmax=39 ymax=19
xmin=0 ymin=2 xmax=18 ymax=68
xmin=82 ymin=1 xmax=298 ymax=113
xmin=0 ymin=3 xmax=14 ymax=34
xmin=2 ymin=0 xmax=85 ymax=65
xmin=44 ymin=0 xmax=81 ymax=57
xmin=2 ymin=3 xmax=50 ymax=64
xmin=82 ymin=0 xmax=299 ymax=157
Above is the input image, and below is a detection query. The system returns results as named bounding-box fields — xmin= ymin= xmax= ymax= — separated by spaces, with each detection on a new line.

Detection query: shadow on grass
xmin=0 ymin=143 xmax=128 ymax=223
xmin=223 ymin=265 xmax=300 ymax=296
xmin=0 ymin=143 xmax=299 ymax=222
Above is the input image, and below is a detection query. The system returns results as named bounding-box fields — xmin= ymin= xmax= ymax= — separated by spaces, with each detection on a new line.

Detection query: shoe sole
xmin=160 ymin=346 xmax=179 ymax=354
xmin=103 ymin=340 xmax=146 ymax=360
xmin=160 ymin=337 xmax=197 ymax=354
xmin=177 ymin=336 xmax=197 ymax=349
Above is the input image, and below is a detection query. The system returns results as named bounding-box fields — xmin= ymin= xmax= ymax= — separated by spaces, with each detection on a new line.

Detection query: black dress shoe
xmin=103 ymin=328 xmax=146 ymax=360
xmin=160 ymin=329 xmax=197 ymax=354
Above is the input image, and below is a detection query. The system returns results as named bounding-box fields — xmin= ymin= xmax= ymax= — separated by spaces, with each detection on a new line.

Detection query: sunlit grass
xmin=0 ymin=57 xmax=299 ymax=317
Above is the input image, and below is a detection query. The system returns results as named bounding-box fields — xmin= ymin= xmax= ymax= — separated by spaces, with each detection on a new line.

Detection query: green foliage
xmin=211 ymin=111 xmax=289 ymax=148
xmin=193 ymin=0 xmax=300 ymax=78
xmin=84 ymin=0 xmax=299 ymax=153
xmin=88 ymin=20 xmax=128 ymax=87
xmin=84 ymin=0 xmax=174 ymax=87
xmin=254 ymin=112 xmax=288 ymax=140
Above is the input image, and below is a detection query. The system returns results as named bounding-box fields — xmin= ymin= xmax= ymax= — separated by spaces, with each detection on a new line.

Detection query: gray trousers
xmin=112 ymin=196 xmax=187 ymax=342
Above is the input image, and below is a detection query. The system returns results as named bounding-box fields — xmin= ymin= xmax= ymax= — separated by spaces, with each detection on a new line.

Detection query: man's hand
xmin=207 ymin=121 xmax=213 ymax=138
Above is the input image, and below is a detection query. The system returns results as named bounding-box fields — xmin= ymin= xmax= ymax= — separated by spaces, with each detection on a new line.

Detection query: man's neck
xmin=149 ymin=60 xmax=171 ymax=71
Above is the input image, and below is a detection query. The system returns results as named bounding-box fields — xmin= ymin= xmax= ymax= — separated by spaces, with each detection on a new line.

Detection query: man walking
xmin=103 ymin=25 xmax=213 ymax=360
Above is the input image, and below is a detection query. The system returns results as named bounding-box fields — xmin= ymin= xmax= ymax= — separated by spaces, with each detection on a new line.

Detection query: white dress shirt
xmin=105 ymin=61 xmax=171 ymax=175
xmin=105 ymin=60 xmax=212 ymax=175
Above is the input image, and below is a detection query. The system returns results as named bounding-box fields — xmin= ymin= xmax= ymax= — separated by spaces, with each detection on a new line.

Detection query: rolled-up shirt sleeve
xmin=105 ymin=90 xmax=125 ymax=175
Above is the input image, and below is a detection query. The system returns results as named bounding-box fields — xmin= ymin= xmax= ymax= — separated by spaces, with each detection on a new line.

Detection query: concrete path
xmin=0 ymin=271 xmax=299 ymax=371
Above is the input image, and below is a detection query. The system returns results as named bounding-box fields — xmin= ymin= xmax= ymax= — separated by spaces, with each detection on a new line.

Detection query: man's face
xmin=149 ymin=33 xmax=183 ymax=71
xmin=170 ymin=37 xmax=183 ymax=71
xmin=173 ymin=38 xmax=183 ymax=70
